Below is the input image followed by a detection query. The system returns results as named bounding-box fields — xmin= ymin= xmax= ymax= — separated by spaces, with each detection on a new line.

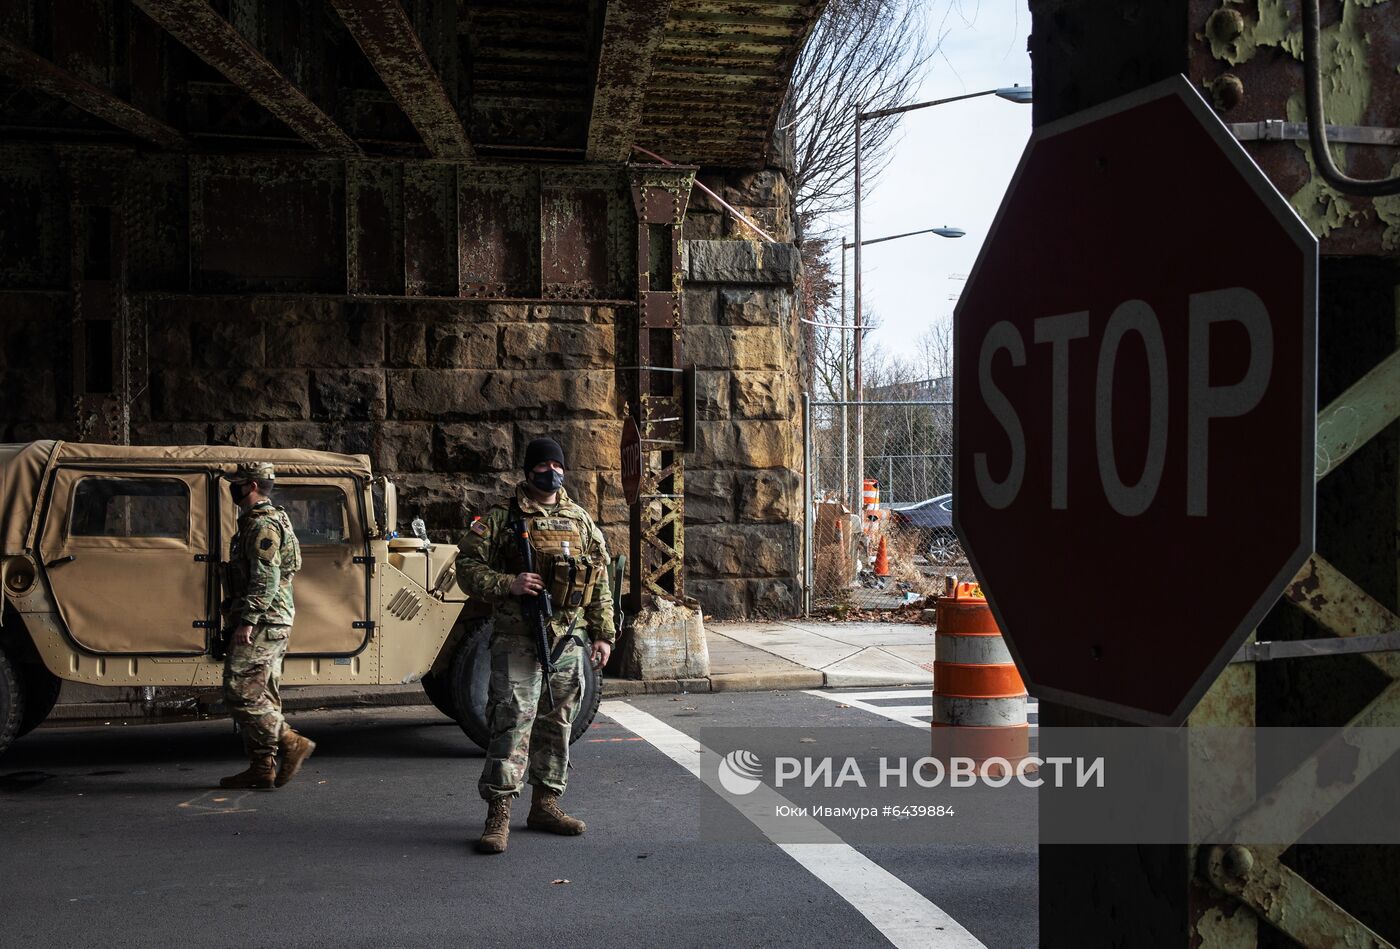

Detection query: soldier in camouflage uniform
xmin=456 ymin=437 xmax=615 ymax=854
xmin=218 ymin=461 xmax=316 ymax=791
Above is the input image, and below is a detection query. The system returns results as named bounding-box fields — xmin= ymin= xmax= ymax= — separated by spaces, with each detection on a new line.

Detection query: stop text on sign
xmin=975 ymin=286 xmax=1272 ymax=517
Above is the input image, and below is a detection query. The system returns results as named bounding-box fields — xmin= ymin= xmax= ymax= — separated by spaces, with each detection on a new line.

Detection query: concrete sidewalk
xmin=45 ymin=619 xmax=935 ymax=722
xmin=609 ymin=619 xmax=934 ymax=696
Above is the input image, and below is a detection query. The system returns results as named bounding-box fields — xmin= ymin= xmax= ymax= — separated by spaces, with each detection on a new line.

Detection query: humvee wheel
xmin=17 ymin=663 xmax=61 ymax=738
xmin=419 ymin=670 xmax=456 ymax=719
xmin=449 ymin=619 xmax=604 ymax=751
xmin=0 ymin=646 xmax=24 ymax=757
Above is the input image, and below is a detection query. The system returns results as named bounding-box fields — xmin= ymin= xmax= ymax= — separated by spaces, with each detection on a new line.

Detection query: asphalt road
xmin=0 ymin=690 xmax=1037 ymax=949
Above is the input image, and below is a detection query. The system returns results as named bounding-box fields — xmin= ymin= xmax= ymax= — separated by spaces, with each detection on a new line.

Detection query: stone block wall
xmin=671 ymin=149 xmax=806 ymax=620
xmin=0 ymin=294 xmax=631 ymax=560
xmin=681 ymin=239 xmax=804 ymax=619
xmin=0 ymin=165 xmax=808 ymax=623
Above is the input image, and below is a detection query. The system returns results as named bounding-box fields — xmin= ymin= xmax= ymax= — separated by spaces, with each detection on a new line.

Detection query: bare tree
xmin=787 ymin=0 xmax=941 ymax=227
xmin=802 ymin=233 xmax=889 ymax=403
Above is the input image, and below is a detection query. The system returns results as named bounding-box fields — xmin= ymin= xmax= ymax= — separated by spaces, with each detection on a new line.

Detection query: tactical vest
xmin=505 ymin=502 xmax=601 ymax=611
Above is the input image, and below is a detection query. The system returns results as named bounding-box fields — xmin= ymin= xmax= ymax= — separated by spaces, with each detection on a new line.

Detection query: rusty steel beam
xmin=0 ymin=37 xmax=186 ymax=149
xmin=326 ymin=0 xmax=473 ymax=160
xmin=586 ymin=0 xmax=673 ymax=162
xmin=1197 ymin=674 xmax=1400 ymax=946
xmin=1316 ymin=348 xmax=1400 ymax=480
xmin=627 ymin=165 xmax=694 ymax=608
xmin=1224 ymin=678 xmax=1400 ymax=863
xmin=1204 ymin=847 xmax=1394 ymax=949
xmin=132 ymin=0 xmax=359 ymax=156
xmin=1285 ymin=553 xmax=1400 ymax=679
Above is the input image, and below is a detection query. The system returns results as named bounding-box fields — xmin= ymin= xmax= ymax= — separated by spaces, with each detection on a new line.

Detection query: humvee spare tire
xmin=0 ymin=646 xmax=24 ymax=757
xmin=17 ymin=662 xmax=60 ymax=738
xmin=448 ymin=618 xmax=603 ymax=751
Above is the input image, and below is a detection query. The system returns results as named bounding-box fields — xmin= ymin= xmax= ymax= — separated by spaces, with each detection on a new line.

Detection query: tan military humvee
xmin=0 ymin=441 xmax=608 ymax=756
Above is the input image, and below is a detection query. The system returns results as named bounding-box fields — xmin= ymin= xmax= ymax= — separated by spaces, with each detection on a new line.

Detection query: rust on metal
xmin=403 ymin=163 xmax=458 ymax=296
xmin=540 ymin=166 xmax=630 ymax=300
xmin=460 ymin=1 xmax=595 ymax=157
xmin=637 ymin=0 xmax=824 ymax=168
xmin=586 ymin=0 xmax=674 ymax=162
xmin=1188 ymin=0 xmax=1400 ymax=255
xmin=63 ymin=150 xmax=136 ymax=445
xmin=326 ymin=0 xmax=473 ymax=160
xmin=1216 ymin=680 xmax=1400 ymax=874
xmin=131 ymin=0 xmax=360 ymax=156
xmin=627 ymin=165 xmax=695 ymax=608
xmin=0 ymin=1 xmax=824 ymax=166
xmin=0 ymin=36 xmax=186 ymax=150
xmin=1204 ymin=845 xmax=1392 ymax=949
xmin=458 ymin=166 xmax=542 ymax=299
xmin=347 ymin=160 xmax=406 ymax=295
xmin=188 ymin=155 xmax=347 ymax=294
xmin=1285 ymin=553 xmax=1400 ymax=679
xmin=0 ymin=144 xmax=650 ymax=304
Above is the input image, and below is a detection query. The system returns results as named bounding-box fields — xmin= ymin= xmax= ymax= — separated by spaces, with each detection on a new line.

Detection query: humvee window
xmin=71 ymin=478 xmax=189 ymax=539
xmin=277 ymin=484 xmax=349 ymax=545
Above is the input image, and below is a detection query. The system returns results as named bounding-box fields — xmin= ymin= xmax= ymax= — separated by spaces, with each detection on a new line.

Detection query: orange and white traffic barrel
xmin=931 ymin=581 xmax=1030 ymax=776
xmin=862 ymin=477 xmax=879 ymax=510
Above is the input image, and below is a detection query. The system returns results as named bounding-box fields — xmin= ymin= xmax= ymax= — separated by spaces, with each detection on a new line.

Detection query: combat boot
xmin=275 ymin=728 xmax=316 ymax=787
xmin=219 ymin=754 xmax=277 ymax=790
xmin=527 ymin=787 xmax=586 ymax=835
xmin=476 ymin=798 xmax=512 ymax=854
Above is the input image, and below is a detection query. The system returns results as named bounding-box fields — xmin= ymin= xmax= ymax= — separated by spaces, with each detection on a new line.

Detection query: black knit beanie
xmin=523 ymin=437 xmax=566 ymax=472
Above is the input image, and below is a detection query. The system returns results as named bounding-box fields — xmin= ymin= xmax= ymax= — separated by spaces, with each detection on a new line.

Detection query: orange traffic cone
xmin=874 ymin=535 xmax=890 ymax=577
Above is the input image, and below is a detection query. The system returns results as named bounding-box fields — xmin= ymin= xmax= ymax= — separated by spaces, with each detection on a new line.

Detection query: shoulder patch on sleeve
xmin=251 ymin=523 xmax=281 ymax=561
xmin=470 ymin=519 xmax=488 ymax=536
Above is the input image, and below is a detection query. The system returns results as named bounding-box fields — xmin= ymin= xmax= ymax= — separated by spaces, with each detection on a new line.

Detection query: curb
xmin=708 ymin=670 xmax=826 ymax=692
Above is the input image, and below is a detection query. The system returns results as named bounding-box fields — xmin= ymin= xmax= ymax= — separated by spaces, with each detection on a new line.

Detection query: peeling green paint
xmin=1284 ymin=86 xmax=1365 ymax=238
xmin=1375 ymin=162 xmax=1400 ymax=250
xmin=1203 ymin=0 xmax=1386 ymax=238
xmin=1283 ymin=2 xmax=1381 ymax=237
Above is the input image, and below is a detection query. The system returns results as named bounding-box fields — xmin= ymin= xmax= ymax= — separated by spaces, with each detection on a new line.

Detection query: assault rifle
xmin=513 ymin=518 xmax=557 ymax=711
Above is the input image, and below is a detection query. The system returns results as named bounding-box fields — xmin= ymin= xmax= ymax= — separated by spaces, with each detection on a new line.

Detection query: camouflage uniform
xmin=223 ymin=488 xmax=302 ymax=759
xmin=456 ymin=482 xmax=614 ymax=802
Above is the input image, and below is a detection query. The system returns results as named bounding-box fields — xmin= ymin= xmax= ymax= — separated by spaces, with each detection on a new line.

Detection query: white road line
xmin=600 ymin=701 xmax=987 ymax=949
xmin=808 ymin=690 xmax=1039 ymax=732
xmin=806 ymin=690 xmax=928 ymax=729
xmin=844 ymin=690 xmax=936 ymax=701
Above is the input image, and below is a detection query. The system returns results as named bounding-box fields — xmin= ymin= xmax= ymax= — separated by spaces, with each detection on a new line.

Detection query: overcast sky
xmin=828 ymin=1 xmax=1033 ymax=371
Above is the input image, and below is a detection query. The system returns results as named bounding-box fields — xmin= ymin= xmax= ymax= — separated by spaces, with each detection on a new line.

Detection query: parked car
xmin=889 ymin=493 xmax=963 ymax=565
xmin=0 ymin=440 xmax=616 ymax=757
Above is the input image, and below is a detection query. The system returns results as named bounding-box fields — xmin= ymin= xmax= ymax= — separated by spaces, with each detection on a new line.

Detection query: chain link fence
xmin=803 ymin=399 xmax=969 ymax=612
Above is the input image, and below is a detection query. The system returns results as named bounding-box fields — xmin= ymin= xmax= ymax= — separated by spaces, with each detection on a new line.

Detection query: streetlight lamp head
xmin=995 ymin=85 xmax=1034 ymax=104
xmin=933 ymin=227 xmax=966 ymax=238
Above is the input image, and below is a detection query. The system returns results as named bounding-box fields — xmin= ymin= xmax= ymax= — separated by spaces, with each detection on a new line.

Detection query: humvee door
xmin=39 ymin=468 xmax=213 ymax=654
xmin=219 ymin=477 xmax=372 ymax=657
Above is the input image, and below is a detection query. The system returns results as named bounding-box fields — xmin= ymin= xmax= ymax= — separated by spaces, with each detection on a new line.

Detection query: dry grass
xmin=882 ymin=529 xmax=932 ymax=593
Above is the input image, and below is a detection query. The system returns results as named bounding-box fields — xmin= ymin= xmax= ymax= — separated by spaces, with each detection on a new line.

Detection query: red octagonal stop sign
xmin=953 ymin=76 xmax=1317 ymax=725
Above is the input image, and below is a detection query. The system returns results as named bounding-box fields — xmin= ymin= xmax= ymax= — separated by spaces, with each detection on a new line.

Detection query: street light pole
xmin=839 ymin=227 xmax=962 ymax=519
xmin=839 ymin=242 xmax=848 ymax=511
xmin=837 ymin=228 xmax=960 ymax=514
xmin=849 ymin=83 xmax=1030 ymax=553
xmin=852 ymin=117 xmax=864 ymax=523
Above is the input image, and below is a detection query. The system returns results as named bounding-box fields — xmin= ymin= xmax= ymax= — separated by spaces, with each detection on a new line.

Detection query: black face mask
xmin=529 ymin=469 xmax=565 ymax=493
xmin=229 ymin=481 xmax=251 ymax=505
